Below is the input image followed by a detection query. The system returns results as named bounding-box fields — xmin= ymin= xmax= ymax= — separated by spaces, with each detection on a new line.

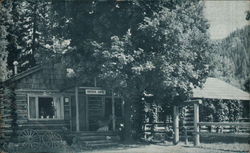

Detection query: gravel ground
xmin=81 ymin=142 xmax=250 ymax=153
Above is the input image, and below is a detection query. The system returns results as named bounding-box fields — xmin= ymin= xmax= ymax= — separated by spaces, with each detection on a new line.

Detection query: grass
xmin=81 ymin=142 xmax=250 ymax=153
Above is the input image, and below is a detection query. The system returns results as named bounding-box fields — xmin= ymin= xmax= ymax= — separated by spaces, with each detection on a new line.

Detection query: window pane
xmin=38 ymin=97 xmax=54 ymax=119
xmin=29 ymin=97 xmax=36 ymax=119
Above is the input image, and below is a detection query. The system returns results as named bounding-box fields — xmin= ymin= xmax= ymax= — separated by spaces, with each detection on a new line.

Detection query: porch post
xmin=112 ymin=90 xmax=116 ymax=131
xmin=75 ymin=86 xmax=80 ymax=132
xmin=194 ymin=100 xmax=201 ymax=146
xmin=173 ymin=106 xmax=179 ymax=145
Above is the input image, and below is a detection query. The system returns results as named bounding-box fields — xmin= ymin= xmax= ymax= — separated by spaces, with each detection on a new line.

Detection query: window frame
xmin=27 ymin=94 xmax=64 ymax=120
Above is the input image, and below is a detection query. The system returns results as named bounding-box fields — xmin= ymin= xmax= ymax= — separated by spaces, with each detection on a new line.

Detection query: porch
xmin=69 ymin=87 xmax=124 ymax=132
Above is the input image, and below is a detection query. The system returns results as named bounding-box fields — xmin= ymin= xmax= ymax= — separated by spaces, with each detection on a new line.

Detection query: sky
xmin=204 ymin=0 xmax=250 ymax=40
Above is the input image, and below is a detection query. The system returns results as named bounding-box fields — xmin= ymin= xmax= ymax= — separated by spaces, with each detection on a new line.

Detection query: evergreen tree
xmin=211 ymin=25 xmax=250 ymax=89
xmin=0 ymin=0 xmax=12 ymax=81
xmin=7 ymin=0 xmax=71 ymax=73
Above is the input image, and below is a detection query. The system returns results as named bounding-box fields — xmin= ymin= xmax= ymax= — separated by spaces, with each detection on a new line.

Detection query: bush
xmin=201 ymin=100 xmax=243 ymax=122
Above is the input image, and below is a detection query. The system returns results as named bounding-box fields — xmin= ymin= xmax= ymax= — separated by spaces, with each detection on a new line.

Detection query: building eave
xmin=4 ymin=65 xmax=42 ymax=84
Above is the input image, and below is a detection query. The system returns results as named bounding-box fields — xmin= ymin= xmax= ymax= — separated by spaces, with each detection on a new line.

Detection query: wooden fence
xmin=197 ymin=122 xmax=250 ymax=136
xmin=143 ymin=122 xmax=173 ymax=141
xmin=193 ymin=122 xmax=250 ymax=145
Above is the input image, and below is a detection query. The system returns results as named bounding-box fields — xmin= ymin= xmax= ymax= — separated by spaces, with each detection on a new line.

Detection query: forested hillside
xmin=211 ymin=25 xmax=250 ymax=90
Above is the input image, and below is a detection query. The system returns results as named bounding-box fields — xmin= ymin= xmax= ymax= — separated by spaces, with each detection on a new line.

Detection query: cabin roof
xmin=192 ymin=77 xmax=250 ymax=101
xmin=4 ymin=65 xmax=42 ymax=83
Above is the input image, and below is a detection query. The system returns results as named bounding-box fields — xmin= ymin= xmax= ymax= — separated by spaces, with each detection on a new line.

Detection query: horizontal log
xmin=15 ymin=93 xmax=27 ymax=96
xmin=1 ymin=125 xmax=11 ymax=128
xmin=2 ymin=118 xmax=12 ymax=122
xmin=143 ymin=131 xmax=168 ymax=133
xmin=17 ymin=120 xmax=28 ymax=124
xmin=194 ymin=132 xmax=250 ymax=138
xmin=143 ymin=122 xmax=172 ymax=125
xmin=15 ymin=96 xmax=27 ymax=101
xmin=20 ymin=124 xmax=68 ymax=130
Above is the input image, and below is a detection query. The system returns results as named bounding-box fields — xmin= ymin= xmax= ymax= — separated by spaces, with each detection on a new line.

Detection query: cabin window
xmin=28 ymin=95 xmax=64 ymax=120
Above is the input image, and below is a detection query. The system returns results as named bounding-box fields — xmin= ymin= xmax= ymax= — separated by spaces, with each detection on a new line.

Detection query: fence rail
xmin=143 ymin=122 xmax=173 ymax=131
xmin=194 ymin=132 xmax=250 ymax=138
xmin=198 ymin=122 xmax=250 ymax=127
xmin=194 ymin=121 xmax=250 ymax=144
xmin=142 ymin=122 xmax=173 ymax=141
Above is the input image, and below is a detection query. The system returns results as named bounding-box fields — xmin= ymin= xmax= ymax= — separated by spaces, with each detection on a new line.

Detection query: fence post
xmin=194 ymin=101 xmax=201 ymax=146
xmin=111 ymin=90 xmax=116 ymax=131
xmin=75 ymin=86 xmax=79 ymax=132
xmin=173 ymin=106 xmax=179 ymax=145
xmin=184 ymin=127 xmax=188 ymax=145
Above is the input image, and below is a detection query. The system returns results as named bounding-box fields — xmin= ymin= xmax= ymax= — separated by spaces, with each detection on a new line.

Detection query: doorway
xmin=87 ymin=96 xmax=104 ymax=131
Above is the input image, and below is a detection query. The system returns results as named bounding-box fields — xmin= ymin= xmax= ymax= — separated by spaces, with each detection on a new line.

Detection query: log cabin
xmin=0 ymin=63 xmax=123 ymax=146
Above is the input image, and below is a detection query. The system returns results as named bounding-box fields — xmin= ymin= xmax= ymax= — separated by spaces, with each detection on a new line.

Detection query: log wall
xmin=1 ymin=63 xmax=72 ymax=142
xmin=0 ymin=86 xmax=16 ymax=143
xmin=0 ymin=83 xmax=4 ymax=143
xmin=15 ymin=90 xmax=72 ymax=134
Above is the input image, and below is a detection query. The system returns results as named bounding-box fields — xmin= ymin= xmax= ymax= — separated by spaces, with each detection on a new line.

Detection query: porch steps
xmin=72 ymin=132 xmax=119 ymax=148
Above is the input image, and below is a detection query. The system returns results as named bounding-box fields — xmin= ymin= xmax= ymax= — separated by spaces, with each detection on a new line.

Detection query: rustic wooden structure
xmin=173 ymin=78 xmax=250 ymax=146
xmin=0 ymin=64 xmax=123 ymax=146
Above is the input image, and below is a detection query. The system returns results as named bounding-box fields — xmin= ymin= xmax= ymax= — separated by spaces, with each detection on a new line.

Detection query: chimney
xmin=13 ymin=61 xmax=18 ymax=75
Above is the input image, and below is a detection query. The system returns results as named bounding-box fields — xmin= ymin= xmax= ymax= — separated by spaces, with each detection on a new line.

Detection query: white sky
xmin=204 ymin=0 xmax=250 ymax=40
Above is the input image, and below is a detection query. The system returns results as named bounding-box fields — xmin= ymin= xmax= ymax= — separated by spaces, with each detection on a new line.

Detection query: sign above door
xmin=85 ymin=89 xmax=106 ymax=95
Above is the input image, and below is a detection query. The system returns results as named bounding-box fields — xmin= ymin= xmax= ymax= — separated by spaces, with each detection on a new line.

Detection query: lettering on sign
xmin=85 ymin=89 xmax=106 ymax=95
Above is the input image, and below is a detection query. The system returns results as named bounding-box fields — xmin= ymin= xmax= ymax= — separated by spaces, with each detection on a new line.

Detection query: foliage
xmin=200 ymin=101 xmax=216 ymax=121
xmin=5 ymin=0 xmax=71 ymax=74
xmin=227 ymin=100 xmax=242 ymax=121
xmin=90 ymin=0 xmax=212 ymax=140
xmin=244 ymin=78 xmax=250 ymax=92
xmin=211 ymin=25 xmax=250 ymax=90
xmin=93 ymin=0 xmax=212 ymax=100
xmin=200 ymin=100 xmax=243 ymax=122
xmin=0 ymin=0 xmax=12 ymax=81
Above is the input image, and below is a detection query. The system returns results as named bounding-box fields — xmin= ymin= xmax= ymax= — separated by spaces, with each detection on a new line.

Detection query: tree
xmin=244 ymin=78 xmax=250 ymax=92
xmin=209 ymin=41 xmax=238 ymax=86
xmin=0 ymin=0 xmax=12 ymax=81
xmin=6 ymin=0 xmax=71 ymax=73
xmin=211 ymin=25 xmax=250 ymax=89
xmin=92 ymin=0 xmax=212 ymax=140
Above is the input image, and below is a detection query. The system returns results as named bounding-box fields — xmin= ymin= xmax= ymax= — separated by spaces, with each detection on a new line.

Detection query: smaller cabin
xmin=174 ymin=78 xmax=250 ymax=145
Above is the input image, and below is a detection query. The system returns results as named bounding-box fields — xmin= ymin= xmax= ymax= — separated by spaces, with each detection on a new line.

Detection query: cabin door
xmin=87 ymin=96 xmax=105 ymax=131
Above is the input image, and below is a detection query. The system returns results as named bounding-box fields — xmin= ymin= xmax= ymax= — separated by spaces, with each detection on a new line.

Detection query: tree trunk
xmin=31 ymin=3 xmax=38 ymax=54
xmin=123 ymin=96 xmax=134 ymax=143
